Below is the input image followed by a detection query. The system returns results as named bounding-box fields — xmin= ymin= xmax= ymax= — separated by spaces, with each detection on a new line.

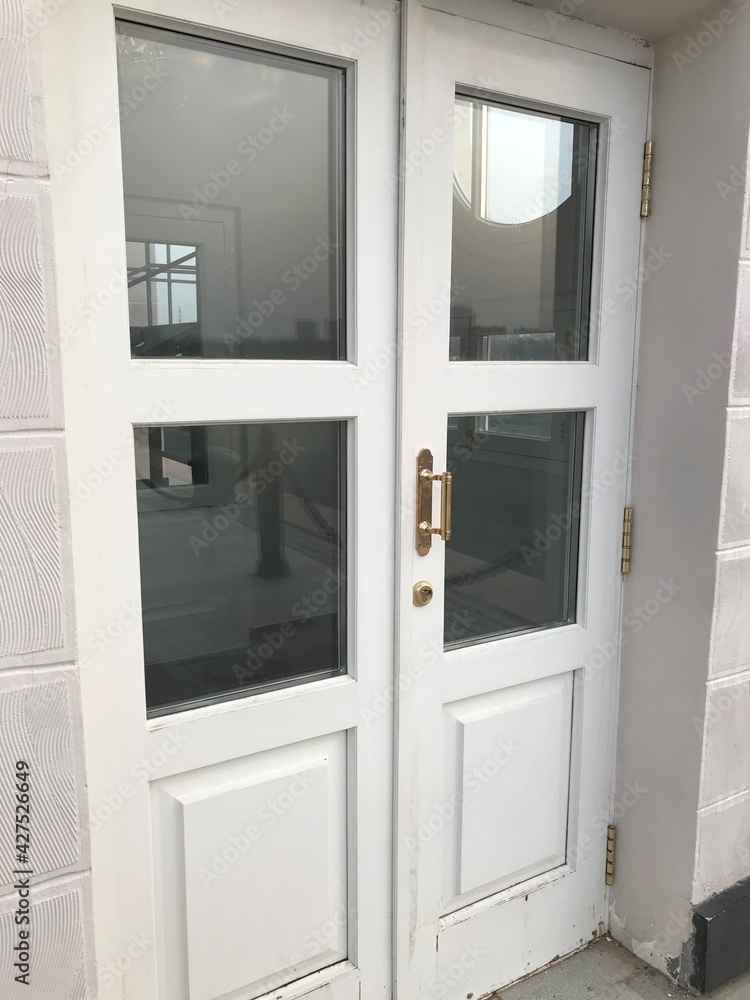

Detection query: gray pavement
xmin=496 ymin=938 xmax=750 ymax=1000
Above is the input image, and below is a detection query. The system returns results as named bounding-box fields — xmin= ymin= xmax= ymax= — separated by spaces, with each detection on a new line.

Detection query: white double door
xmin=47 ymin=1 xmax=649 ymax=999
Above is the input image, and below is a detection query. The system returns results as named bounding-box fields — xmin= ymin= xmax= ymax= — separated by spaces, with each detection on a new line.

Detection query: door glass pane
xmin=135 ymin=421 xmax=346 ymax=716
xmin=451 ymin=96 xmax=597 ymax=362
xmin=444 ymin=412 xmax=584 ymax=647
xmin=116 ymin=22 xmax=345 ymax=360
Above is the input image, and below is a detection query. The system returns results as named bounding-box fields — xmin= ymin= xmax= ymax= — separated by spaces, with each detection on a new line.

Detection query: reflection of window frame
xmin=480 ymin=329 xmax=557 ymax=363
xmin=480 ymin=412 xmax=553 ymax=442
xmin=454 ymin=94 xmax=587 ymax=228
xmin=136 ymin=425 xmax=209 ymax=490
xmin=127 ymin=240 xmax=200 ymax=330
xmin=449 ymin=412 xmax=581 ymax=461
xmin=134 ymin=424 xmax=238 ymax=516
xmin=124 ymin=196 xmax=240 ymax=360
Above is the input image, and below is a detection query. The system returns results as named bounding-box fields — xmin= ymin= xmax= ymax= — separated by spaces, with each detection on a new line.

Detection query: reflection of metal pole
xmin=254 ymin=424 xmax=290 ymax=579
xmin=148 ymin=428 xmax=166 ymax=485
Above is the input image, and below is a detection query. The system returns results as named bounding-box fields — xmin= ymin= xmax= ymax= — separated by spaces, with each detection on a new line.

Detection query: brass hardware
xmin=621 ymin=507 xmax=633 ymax=575
xmin=413 ymin=581 xmax=434 ymax=607
xmin=606 ymin=825 xmax=616 ymax=887
xmin=640 ymin=140 xmax=653 ymax=218
xmin=416 ymin=449 xmax=453 ymax=555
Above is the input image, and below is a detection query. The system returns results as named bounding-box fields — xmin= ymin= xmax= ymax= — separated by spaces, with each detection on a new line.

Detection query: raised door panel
xmin=151 ymin=734 xmax=347 ymax=1000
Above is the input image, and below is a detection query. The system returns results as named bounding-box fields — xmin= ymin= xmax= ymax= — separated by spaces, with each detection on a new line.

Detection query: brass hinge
xmin=621 ymin=507 xmax=633 ymax=574
xmin=640 ymin=140 xmax=653 ymax=218
xmin=606 ymin=825 xmax=616 ymax=887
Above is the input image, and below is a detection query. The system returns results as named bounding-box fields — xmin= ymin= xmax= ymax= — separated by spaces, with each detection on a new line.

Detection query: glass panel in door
xmin=135 ymin=420 xmax=347 ymax=716
xmin=445 ymin=411 xmax=584 ymax=646
xmin=450 ymin=95 xmax=597 ymax=362
xmin=117 ymin=21 xmax=345 ymax=359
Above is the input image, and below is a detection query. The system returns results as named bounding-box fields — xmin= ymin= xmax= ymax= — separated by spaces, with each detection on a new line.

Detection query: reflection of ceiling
xmin=517 ymin=0 xmax=723 ymax=40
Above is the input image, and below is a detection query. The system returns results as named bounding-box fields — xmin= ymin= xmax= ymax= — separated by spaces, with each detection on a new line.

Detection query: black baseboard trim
xmin=689 ymin=874 xmax=750 ymax=993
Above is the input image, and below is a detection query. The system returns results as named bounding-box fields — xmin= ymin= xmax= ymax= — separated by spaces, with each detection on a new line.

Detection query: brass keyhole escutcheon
xmin=413 ymin=581 xmax=434 ymax=607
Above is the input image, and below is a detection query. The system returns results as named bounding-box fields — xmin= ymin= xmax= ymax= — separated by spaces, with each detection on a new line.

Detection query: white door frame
xmin=393 ymin=2 xmax=651 ymax=997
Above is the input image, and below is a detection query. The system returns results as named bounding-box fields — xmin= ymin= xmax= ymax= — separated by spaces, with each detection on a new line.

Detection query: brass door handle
xmin=416 ymin=448 xmax=453 ymax=555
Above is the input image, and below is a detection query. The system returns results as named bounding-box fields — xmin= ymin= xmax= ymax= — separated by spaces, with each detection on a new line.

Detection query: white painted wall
xmin=0 ymin=1 xmax=94 ymax=997
xmin=611 ymin=0 xmax=750 ymax=983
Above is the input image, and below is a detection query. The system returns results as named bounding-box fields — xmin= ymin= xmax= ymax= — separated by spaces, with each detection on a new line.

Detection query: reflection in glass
xmin=444 ymin=412 xmax=584 ymax=647
xmin=451 ymin=96 xmax=597 ymax=362
xmin=117 ymin=22 xmax=345 ymax=360
xmin=135 ymin=421 xmax=346 ymax=715
xmin=134 ymin=425 xmax=208 ymax=487
xmin=127 ymin=242 xmax=200 ymax=355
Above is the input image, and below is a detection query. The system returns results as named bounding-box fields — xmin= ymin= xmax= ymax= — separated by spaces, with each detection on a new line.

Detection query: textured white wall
xmin=0 ymin=0 xmax=94 ymax=997
xmin=694 ymin=189 xmax=750 ymax=901
xmin=611 ymin=0 xmax=750 ymax=984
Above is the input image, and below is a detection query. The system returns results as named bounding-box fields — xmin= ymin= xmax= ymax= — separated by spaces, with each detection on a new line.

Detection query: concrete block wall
xmin=693 ymin=161 xmax=750 ymax=902
xmin=611 ymin=0 xmax=750 ymax=984
xmin=0 ymin=0 xmax=94 ymax=996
